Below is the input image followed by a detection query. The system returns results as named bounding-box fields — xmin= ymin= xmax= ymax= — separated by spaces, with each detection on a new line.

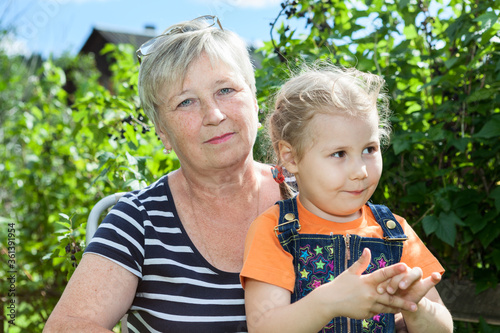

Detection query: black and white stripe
xmin=85 ymin=175 xmax=248 ymax=332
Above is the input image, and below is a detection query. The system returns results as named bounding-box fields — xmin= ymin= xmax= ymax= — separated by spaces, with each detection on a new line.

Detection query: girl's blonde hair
xmin=269 ymin=63 xmax=391 ymax=198
xmin=138 ymin=18 xmax=256 ymax=128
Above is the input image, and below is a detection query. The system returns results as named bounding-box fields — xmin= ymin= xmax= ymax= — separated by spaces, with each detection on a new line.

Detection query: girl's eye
xmin=331 ymin=151 xmax=346 ymax=158
xmin=363 ymin=146 xmax=377 ymax=154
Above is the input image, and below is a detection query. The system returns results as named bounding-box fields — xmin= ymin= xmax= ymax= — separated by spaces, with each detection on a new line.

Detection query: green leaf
xmin=444 ymin=56 xmax=460 ymax=69
xmin=124 ymin=123 xmax=139 ymax=148
xmin=100 ymin=43 xmax=116 ymax=56
xmin=402 ymin=182 xmax=427 ymax=203
xmin=490 ymin=186 xmax=500 ymax=212
xmin=405 ymin=103 xmax=422 ymax=114
xmin=467 ymin=88 xmax=494 ymax=103
xmin=421 ymin=75 xmax=443 ymax=90
xmin=422 ymin=215 xmax=439 ymax=236
xmin=465 ymin=215 xmax=488 ymax=234
xmin=449 ymin=137 xmax=469 ymax=152
xmin=126 ymin=151 xmax=138 ymax=166
xmin=475 ymin=115 xmax=500 ymax=138
xmin=490 ymin=249 xmax=500 ymax=270
xmin=392 ymin=136 xmax=412 ymax=154
xmin=436 ymin=212 xmax=460 ymax=246
xmin=0 ymin=216 xmax=14 ymax=224
xmin=403 ymin=25 xmax=418 ymax=39
xmin=473 ymin=12 xmax=498 ymax=29
xmin=56 ymin=221 xmax=71 ymax=229
xmin=477 ymin=219 xmax=500 ymax=249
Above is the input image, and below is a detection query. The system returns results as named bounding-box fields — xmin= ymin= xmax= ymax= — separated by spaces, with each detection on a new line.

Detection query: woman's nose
xmin=202 ymin=100 xmax=226 ymax=126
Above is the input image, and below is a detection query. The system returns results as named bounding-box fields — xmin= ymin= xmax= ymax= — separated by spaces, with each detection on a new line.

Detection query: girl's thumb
xmin=349 ymin=248 xmax=371 ymax=275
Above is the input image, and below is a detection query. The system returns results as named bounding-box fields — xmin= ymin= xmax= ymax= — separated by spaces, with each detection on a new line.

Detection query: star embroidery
xmin=300 ymin=268 xmax=310 ymax=279
xmin=327 ymin=274 xmax=335 ymax=282
xmin=325 ymin=244 xmax=334 ymax=257
xmin=315 ymin=259 xmax=326 ymax=270
xmin=323 ymin=322 xmax=334 ymax=331
xmin=327 ymin=261 xmax=334 ymax=271
xmin=299 ymin=247 xmax=312 ymax=263
xmin=311 ymin=279 xmax=322 ymax=289
xmin=314 ymin=245 xmax=323 ymax=255
xmin=377 ymin=257 xmax=387 ymax=268
xmin=362 ymin=319 xmax=369 ymax=329
xmin=372 ymin=314 xmax=381 ymax=322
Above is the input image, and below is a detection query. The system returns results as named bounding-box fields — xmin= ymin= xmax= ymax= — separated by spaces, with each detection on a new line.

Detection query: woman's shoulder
xmin=249 ymin=204 xmax=281 ymax=239
xmin=115 ymin=174 xmax=173 ymax=211
xmin=124 ymin=174 xmax=170 ymax=199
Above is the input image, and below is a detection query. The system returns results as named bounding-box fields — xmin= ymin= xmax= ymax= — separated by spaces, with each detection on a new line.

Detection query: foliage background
xmin=1 ymin=0 xmax=499 ymax=332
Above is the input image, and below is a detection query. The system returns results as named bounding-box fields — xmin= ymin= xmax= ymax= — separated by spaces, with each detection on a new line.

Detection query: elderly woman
xmin=45 ymin=16 xmax=423 ymax=332
xmin=45 ymin=16 xmax=281 ymax=332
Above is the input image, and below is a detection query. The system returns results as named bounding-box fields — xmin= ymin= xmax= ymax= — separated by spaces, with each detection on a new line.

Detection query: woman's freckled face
xmin=156 ymin=53 xmax=259 ymax=172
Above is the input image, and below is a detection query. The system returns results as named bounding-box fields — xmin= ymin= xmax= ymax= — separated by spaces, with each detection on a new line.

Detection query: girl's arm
xmin=44 ymin=253 xmax=138 ymax=332
xmin=402 ymin=286 xmax=453 ymax=333
xmin=401 ymin=287 xmax=453 ymax=333
xmin=245 ymin=248 xmax=418 ymax=333
xmin=383 ymin=267 xmax=453 ymax=333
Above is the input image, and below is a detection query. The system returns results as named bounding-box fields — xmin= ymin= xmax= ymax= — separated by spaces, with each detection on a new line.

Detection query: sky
xmin=0 ymin=0 xmax=286 ymax=58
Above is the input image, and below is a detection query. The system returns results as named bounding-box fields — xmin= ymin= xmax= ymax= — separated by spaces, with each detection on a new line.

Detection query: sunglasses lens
xmin=139 ymin=37 xmax=159 ymax=57
xmin=137 ymin=16 xmax=221 ymax=63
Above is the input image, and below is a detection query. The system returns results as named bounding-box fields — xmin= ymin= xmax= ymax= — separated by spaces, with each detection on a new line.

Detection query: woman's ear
xmin=156 ymin=123 xmax=172 ymax=152
xmin=278 ymin=140 xmax=299 ymax=174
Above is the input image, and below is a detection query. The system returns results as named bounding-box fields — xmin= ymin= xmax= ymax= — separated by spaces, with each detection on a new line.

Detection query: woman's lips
xmin=205 ymin=132 xmax=235 ymax=144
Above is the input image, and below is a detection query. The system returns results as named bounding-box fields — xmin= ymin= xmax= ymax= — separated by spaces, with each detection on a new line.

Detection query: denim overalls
xmin=275 ymin=197 xmax=408 ymax=333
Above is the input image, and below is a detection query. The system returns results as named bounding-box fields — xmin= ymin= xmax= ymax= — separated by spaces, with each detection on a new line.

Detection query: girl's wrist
xmin=401 ymin=296 xmax=429 ymax=319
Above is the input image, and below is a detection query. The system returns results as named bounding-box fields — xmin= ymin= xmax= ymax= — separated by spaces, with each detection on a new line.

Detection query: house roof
xmin=80 ymin=26 xmax=157 ymax=54
xmin=79 ymin=25 xmax=262 ymax=74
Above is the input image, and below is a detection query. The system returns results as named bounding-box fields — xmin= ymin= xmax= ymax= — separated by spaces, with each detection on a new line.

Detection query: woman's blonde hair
xmin=269 ymin=63 xmax=391 ymax=198
xmin=138 ymin=17 xmax=256 ymax=127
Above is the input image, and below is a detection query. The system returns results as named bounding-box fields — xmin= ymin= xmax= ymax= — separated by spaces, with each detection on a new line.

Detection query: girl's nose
xmin=349 ymin=158 xmax=368 ymax=180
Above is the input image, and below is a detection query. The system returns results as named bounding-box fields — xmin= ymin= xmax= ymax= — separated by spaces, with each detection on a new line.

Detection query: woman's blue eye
xmin=178 ymin=99 xmax=192 ymax=107
xmin=219 ymin=88 xmax=233 ymax=95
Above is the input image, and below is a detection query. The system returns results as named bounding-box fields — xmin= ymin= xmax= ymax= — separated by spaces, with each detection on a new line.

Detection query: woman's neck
xmin=175 ymin=159 xmax=260 ymax=199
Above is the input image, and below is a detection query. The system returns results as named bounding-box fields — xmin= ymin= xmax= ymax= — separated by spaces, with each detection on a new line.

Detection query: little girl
xmin=241 ymin=64 xmax=453 ymax=332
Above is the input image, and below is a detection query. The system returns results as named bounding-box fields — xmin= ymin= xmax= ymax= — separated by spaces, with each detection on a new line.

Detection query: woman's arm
xmin=245 ymin=248 xmax=418 ymax=333
xmin=44 ymin=253 xmax=138 ymax=332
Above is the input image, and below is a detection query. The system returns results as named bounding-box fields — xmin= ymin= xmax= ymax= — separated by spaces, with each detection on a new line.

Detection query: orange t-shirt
xmin=241 ymin=197 xmax=444 ymax=292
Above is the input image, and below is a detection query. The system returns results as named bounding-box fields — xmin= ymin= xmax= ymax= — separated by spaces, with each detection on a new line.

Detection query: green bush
xmin=1 ymin=1 xmax=499 ymax=331
xmin=255 ymin=0 xmax=499 ymax=330
xmin=0 ymin=43 xmax=177 ymax=332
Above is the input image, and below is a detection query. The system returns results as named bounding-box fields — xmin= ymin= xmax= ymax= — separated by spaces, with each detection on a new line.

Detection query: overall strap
xmin=275 ymin=196 xmax=301 ymax=247
xmin=367 ymin=202 xmax=408 ymax=241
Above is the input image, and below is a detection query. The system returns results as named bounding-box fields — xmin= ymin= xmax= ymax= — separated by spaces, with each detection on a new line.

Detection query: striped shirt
xmin=85 ymin=175 xmax=248 ymax=332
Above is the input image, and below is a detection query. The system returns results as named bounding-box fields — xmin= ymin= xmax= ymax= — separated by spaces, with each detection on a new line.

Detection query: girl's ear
xmin=278 ymin=140 xmax=299 ymax=174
